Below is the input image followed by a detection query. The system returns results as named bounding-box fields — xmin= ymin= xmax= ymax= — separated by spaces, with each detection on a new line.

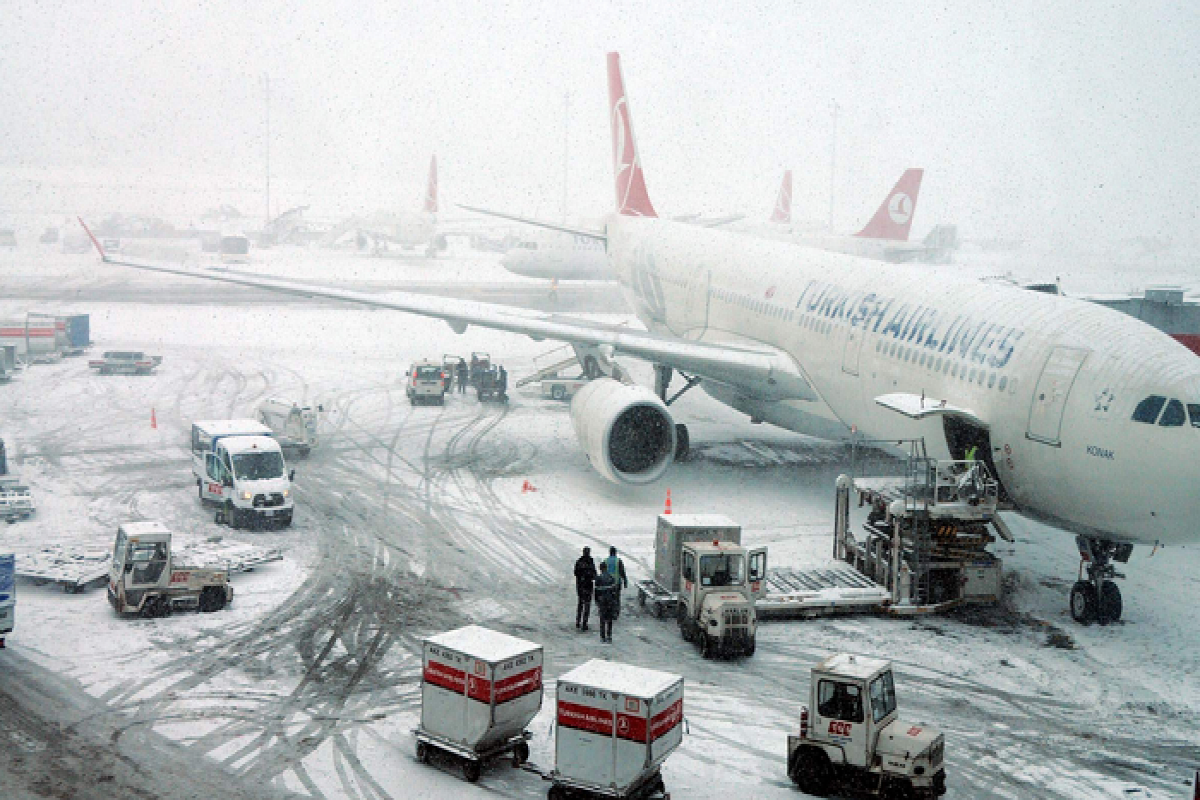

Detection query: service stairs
xmin=758 ymin=563 xmax=891 ymax=618
xmin=515 ymin=346 xmax=581 ymax=388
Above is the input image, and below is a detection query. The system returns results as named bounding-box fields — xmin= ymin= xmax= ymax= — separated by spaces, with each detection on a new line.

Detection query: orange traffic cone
xmin=150 ymin=408 xmax=157 ymax=429
xmin=664 ymin=489 xmax=672 ymax=515
xmin=522 ymin=479 xmax=537 ymax=493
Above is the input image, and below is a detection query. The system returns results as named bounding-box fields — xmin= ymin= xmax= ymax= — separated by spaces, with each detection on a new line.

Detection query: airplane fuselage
xmin=607 ymin=215 xmax=1200 ymax=548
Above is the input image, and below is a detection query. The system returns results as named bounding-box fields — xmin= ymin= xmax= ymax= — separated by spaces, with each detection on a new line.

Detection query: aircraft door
xmin=841 ymin=323 xmax=865 ymax=376
xmin=1026 ymin=346 xmax=1090 ymax=445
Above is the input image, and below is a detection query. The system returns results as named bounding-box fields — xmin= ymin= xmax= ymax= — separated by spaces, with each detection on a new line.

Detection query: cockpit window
xmin=1159 ymin=399 xmax=1186 ymax=427
xmin=1131 ymin=395 xmax=1166 ymax=424
xmin=1188 ymin=404 xmax=1200 ymax=428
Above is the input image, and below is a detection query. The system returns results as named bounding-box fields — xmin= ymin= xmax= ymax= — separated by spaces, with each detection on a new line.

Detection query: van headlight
xmin=282 ymin=489 xmax=289 ymax=498
xmin=241 ymin=490 xmax=253 ymax=501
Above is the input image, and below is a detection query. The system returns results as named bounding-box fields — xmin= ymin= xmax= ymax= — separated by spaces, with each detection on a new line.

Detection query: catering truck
xmin=191 ymin=420 xmax=294 ymax=529
xmin=0 ymin=553 xmax=14 ymax=648
xmin=787 ymin=653 xmax=946 ymax=798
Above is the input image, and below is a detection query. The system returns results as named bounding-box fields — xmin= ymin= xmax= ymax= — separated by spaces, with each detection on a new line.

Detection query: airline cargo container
xmin=417 ymin=625 xmax=543 ymax=782
xmin=551 ymin=659 xmax=684 ymax=799
xmin=0 ymin=553 xmax=14 ymax=648
xmin=25 ymin=313 xmax=61 ymax=361
xmin=0 ymin=319 xmax=56 ymax=359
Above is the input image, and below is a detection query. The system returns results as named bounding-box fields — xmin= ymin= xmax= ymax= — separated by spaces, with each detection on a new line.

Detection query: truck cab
xmin=191 ymin=420 xmax=294 ymax=529
xmin=107 ymin=521 xmax=232 ymax=617
xmin=678 ymin=540 xmax=766 ymax=657
xmin=788 ymin=653 xmax=946 ymax=798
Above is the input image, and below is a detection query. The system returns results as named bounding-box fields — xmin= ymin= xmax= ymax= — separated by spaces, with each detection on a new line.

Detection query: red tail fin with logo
xmin=424 ymin=155 xmax=438 ymax=214
xmin=770 ymin=170 xmax=792 ymax=225
xmin=854 ymin=168 xmax=923 ymax=241
xmin=607 ymin=52 xmax=657 ymax=217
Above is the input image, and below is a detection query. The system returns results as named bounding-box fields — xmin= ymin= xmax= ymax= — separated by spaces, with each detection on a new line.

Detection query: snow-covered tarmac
xmin=1 ymin=242 xmax=1198 ymax=798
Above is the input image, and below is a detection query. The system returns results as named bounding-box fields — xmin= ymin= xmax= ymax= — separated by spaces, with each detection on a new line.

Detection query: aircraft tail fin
xmin=770 ymin=170 xmax=792 ymax=224
xmin=606 ymin=52 xmax=657 ymax=218
xmin=424 ymin=155 xmax=438 ymax=214
xmin=855 ymin=168 xmax=923 ymax=241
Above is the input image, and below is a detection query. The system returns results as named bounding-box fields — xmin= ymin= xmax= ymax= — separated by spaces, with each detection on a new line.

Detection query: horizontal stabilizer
xmin=457 ymin=205 xmax=607 ymax=242
xmin=875 ymin=392 xmax=989 ymax=429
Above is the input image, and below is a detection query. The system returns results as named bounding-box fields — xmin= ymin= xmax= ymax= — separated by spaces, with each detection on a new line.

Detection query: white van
xmin=191 ymin=420 xmax=294 ymax=529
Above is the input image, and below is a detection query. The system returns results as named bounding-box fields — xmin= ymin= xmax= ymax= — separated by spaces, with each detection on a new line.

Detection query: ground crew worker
xmin=594 ymin=562 xmax=618 ymax=643
xmin=965 ymin=444 xmax=978 ymax=464
xmin=604 ymin=546 xmax=628 ymax=619
xmin=498 ymin=365 xmax=508 ymax=397
xmin=574 ymin=546 xmax=597 ymax=631
xmin=456 ymin=359 xmax=468 ymax=394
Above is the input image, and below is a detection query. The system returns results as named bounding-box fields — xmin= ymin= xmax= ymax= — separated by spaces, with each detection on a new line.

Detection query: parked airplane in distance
xmin=83 ymin=53 xmax=1200 ymax=627
xmin=323 ymin=155 xmax=446 ymax=258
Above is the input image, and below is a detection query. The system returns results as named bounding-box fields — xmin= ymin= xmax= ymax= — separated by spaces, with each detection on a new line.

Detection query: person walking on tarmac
xmin=456 ymin=358 xmax=468 ymax=394
xmin=603 ymin=546 xmax=628 ymax=619
xmin=594 ymin=562 xmax=618 ymax=643
xmin=574 ymin=546 xmax=597 ymax=631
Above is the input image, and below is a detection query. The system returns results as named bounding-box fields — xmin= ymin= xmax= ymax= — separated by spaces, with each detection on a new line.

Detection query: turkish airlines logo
xmin=611 ymin=97 xmax=637 ymax=212
xmin=887 ymin=192 xmax=913 ymax=225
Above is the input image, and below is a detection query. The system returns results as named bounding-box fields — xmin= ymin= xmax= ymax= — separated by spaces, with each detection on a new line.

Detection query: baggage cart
xmin=550 ymin=659 xmax=683 ymax=799
xmin=417 ymin=625 xmax=543 ymax=782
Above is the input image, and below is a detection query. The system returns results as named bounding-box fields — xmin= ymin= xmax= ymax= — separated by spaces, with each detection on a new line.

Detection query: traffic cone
xmin=522 ymin=479 xmax=537 ymax=493
xmin=150 ymin=408 xmax=157 ymax=429
xmin=664 ymin=489 xmax=672 ymax=515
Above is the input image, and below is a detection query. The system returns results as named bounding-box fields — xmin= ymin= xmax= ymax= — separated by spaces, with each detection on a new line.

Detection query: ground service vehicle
xmin=637 ymin=513 xmax=743 ymax=616
xmin=219 ymin=233 xmax=251 ymax=264
xmin=191 ymin=420 xmax=294 ymax=528
xmin=0 ymin=553 xmax=14 ymax=647
xmin=407 ymin=360 xmax=447 ymax=405
xmin=88 ymin=350 xmax=161 ymax=375
xmin=107 ymin=521 xmax=233 ymax=617
xmin=787 ymin=653 xmax=946 ymax=798
xmin=256 ymin=397 xmax=321 ymax=456
xmin=676 ymin=538 xmax=766 ymax=658
xmin=475 ymin=366 xmax=508 ymax=403
xmin=442 ymin=354 xmax=461 ymax=391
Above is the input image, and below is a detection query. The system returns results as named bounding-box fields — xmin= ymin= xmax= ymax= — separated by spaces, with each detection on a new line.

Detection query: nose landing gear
xmin=1070 ymin=536 xmax=1132 ymax=625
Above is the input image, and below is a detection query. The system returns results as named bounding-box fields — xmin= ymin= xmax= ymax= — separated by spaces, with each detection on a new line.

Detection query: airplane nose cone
xmin=500 ymin=251 xmax=525 ymax=276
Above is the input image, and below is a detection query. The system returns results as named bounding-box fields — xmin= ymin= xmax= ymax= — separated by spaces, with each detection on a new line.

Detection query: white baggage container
xmin=552 ymin=659 xmax=684 ymax=799
xmin=418 ymin=625 xmax=543 ymax=781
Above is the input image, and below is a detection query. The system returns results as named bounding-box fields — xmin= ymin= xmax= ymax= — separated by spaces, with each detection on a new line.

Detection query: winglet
xmin=606 ymin=52 xmax=657 ymax=218
xmin=424 ymin=155 xmax=438 ymax=214
xmin=77 ymin=217 xmax=107 ymax=261
xmin=770 ymin=170 xmax=792 ymax=225
xmin=855 ymin=168 xmax=923 ymax=241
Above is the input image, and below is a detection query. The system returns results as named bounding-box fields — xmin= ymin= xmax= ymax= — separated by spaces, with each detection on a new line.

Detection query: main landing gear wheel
xmin=674 ymin=423 xmax=690 ymax=460
xmin=1098 ymin=580 xmax=1122 ymax=624
xmin=462 ymin=759 xmax=481 ymax=783
xmin=1070 ymin=580 xmax=1098 ymax=625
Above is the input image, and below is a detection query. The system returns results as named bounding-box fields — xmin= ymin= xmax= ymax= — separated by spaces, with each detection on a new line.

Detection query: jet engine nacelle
xmin=571 ymin=378 xmax=676 ymax=485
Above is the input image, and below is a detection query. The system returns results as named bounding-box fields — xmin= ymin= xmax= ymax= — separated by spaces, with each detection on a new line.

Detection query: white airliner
xmin=82 ymin=53 xmax=1200 ymax=626
xmin=327 ymin=155 xmax=445 ymax=257
xmin=500 ymin=229 xmax=611 ymax=280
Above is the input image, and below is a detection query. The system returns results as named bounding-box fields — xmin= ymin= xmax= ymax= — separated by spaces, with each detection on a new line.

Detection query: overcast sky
xmin=1 ymin=0 xmax=1198 ymax=247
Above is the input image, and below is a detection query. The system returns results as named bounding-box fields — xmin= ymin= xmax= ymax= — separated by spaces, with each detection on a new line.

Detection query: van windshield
xmin=232 ymin=451 xmax=284 ymax=480
xmin=415 ymin=366 xmax=441 ymax=381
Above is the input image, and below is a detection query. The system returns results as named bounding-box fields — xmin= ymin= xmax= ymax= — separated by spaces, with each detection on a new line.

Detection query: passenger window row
xmin=1131 ymin=395 xmax=1200 ymax=428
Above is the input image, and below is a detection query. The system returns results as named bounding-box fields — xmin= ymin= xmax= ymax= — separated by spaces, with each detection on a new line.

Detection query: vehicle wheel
xmin=463 ymin=759 xmax=481 ymax=783
xmin=699 ymin=633 xmax=713 ymax=659
xmin=745 ymin=635 xmax=756 ymax=657
xmin=1069 ymin=580 xmax=1097 ymax=625
xmin=512 ymin=740 xmax=530 ymax=766
xmin=675 ymin=423 xmax=690 ymax=460
xmin=653 ymin=602 xmax=664 ymax=619
xmin=547 ymin=787 xmax=567 ymax=800
xmin=198 ymin=481 xmax=204 ymax=501
xmin=788 ymin=745 xmax=832 ymax=796
xmin=199 ymin=586 xmax=226 ymax=612
xmin=1098 ymin=581 xmax=1122 ymax=624
xmin=552 ymin=384 xmax=566 ymax=401
xmin=416 ymin=741 xmax=430 ymax=764
xmin=677 ymin=605 xmax=693 ymax=642
xmin=226 ymin=503 xmax=240 ymax=530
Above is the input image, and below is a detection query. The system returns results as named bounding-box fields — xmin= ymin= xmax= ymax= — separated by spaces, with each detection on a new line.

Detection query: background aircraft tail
xmin=770 ymin=170 xmax=792 ymax=224
xmin=424 ymin=155 xmax=438 ymax=214
xmin=854 ymin=168 xmax=923 ymax=240
xmin=606 ymin=52 xmax=657 ymax=217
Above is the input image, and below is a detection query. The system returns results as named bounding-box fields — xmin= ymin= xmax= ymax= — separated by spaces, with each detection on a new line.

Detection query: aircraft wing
xmin=80 ymin=220 xmax=818 ymax=403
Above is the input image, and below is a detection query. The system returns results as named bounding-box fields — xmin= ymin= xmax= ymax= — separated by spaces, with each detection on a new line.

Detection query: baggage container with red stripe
xmin=551 ymin=659 xmax=683 ymax=799
xmin=0 ymin=319 xmax=57 ymax=360
xmin=416 ymin=625 xmax=543 ymax=782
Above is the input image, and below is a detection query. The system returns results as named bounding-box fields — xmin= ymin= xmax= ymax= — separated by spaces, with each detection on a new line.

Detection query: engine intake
xmin=571 ymin=378 xmax=676 ymax=485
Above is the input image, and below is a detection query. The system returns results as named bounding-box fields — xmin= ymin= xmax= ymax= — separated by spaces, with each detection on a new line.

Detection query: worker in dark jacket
xmin=594 ymin=562 xmax=618 ymax=643
xmin=456 ymin=359 xmax=468 ymax=394
xmin=603 ymin=546 xmax=628 ymax=619
xmin=574 ymin=546 xmax=597 ymax=631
